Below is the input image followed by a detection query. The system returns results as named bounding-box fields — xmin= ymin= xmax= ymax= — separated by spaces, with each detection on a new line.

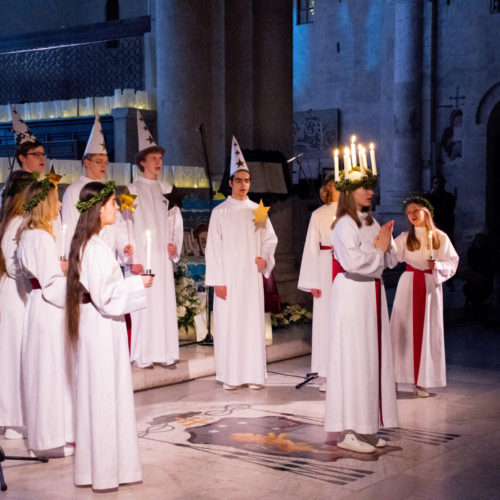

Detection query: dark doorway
xmin=486 ymin=102 xmax=500 ymax=242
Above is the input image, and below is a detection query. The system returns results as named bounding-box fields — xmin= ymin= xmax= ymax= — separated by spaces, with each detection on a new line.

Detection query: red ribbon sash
xmin=405 ymin=264 xmax=432 ymax=384
xmin=29 ymin=278 xmax=41 ymax=289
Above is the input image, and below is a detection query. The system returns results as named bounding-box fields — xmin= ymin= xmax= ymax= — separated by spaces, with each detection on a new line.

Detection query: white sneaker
xmin=375 ymin=438 xmax=387 ymax=448
xmin=414 ymin=386 xmax=430 ymax=398
xmin=337 ymin=433 xmax=376 ymax=454
xmin=28 ymin=444 xmax=74 ymax=458
xmin=318 ymin=383 xmax=327 ymax=392
xmin=248 ymin=384 xmax=264 ymax=390
xmin=5 ymin=427 xmax=25 ymax=439
xmin=223 ymin=383 xmax=238 ymax=390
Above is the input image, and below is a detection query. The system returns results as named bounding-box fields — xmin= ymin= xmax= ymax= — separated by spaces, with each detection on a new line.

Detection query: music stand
xmin=0 ymin=445 xmax=48 ymax=491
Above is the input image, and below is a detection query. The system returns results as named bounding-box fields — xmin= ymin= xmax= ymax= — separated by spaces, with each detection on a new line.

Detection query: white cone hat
xmin=229 ymin=135 xmax=249 ymax=175
xmin=10 ymin=104 xmax=36 ymax=144
xmin=137 ymin=110 xmax=158 ymax=152
xmin=84 ymin=114 xmax=107 ymax=156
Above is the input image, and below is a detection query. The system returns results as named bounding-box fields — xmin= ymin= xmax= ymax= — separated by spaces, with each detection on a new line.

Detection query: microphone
xmin=286 ymin=152 xmax=304 ymax=164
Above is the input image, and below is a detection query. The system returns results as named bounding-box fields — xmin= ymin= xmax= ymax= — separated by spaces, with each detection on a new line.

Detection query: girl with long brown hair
xmin=0 ymin=170 xmax=35 ymax=439
xmin=66 ymin=181 xmax=153 ymax=490
xmin=298 ymin=176 xmax=339 ymax=391
xmin=16 ymin=176 xmax=74 ymax=457
xmin=390 ymin=196 xmax=458 ymax=397
xmin=324 ymin=170 xmax=399 ymax=454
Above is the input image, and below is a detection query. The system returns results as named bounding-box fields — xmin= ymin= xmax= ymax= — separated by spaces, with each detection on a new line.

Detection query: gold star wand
xmin=252 ymin=199 xmax=270 ymax=256
xmin=118 ymin=189 xmax=137 ymax=245
xmin=48 ymin=165 xmax=62 ymax=187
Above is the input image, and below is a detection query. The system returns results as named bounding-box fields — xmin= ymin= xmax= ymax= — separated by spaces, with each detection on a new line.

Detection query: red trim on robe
xmin=125 ymin=313 xmax=132 ymax=356
xmin=405 ymin=264 xmax=432 ymax=385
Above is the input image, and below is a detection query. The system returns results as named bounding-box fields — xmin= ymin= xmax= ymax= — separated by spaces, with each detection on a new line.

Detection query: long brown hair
xmin=320 ymin=180 xmax=339 ymax=205
xmin=66 ymin=182 xmax=114 ymax=348
xmin=405 ymin=205 xmax=441 ymax=251
xmin=333 ymin=190 xmax=374 ymax=229
xmin=0 ymin=171 xmax=34 ymax=278
xmin=16 ymin=182 xmax=58 ymax=243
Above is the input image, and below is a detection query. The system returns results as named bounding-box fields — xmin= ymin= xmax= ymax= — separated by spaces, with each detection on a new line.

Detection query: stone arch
xmin=476 ymin=82 xmax=500 ymax=124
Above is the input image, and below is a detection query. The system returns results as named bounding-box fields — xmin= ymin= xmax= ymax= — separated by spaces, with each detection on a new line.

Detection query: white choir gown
xmin=126 ymin=176 xmax=183 ymax=367
xmin=0 ymin=217 xmax=28 ymax=429
xmin=205 ymin=196 xmax=278 ymax=386
xmin=74 ymin=233 xmax=147 ymax=489
xmin=61 ymin=175 xmax=130 ymax=262
xmin=325 ymin=212 xmax=399 ymax=435
xmin=390 ymin=227 xmax=458 ymax=388
xmin=298 ymin=202 xmax=337 ymax=377
xmin=17 ymin=228 xmax=74 ymax=451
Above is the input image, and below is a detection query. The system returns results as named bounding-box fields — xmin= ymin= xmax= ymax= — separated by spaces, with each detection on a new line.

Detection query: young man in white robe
xmin=126 ymin=110 xmax=183 ymax=367
xmin=298 ymin=177 xmax=339 ymax=392
xmin=61 ymin=114 xmax=132 ymax=262
xmin=205 ymin=136 xmax=278 ymax=390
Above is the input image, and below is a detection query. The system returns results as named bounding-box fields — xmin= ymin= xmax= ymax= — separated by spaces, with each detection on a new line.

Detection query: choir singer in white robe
xmin=325 ymin=168 xmax=399 ymax=454
xmin=205 ymin=137 xmax=277 ymax=390
xmin=390 ymin=197 xmax=458 ymax=397
xmin=17 ymin=178 xmax=74 ymax=457
xmin=298 ymin=177 xmax=339 ymax=391
xmin=66 ymin=181 xmax=152 ymax=490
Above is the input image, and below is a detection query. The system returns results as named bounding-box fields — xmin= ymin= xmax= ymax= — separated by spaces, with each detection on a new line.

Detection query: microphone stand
xmin=197 ymin=123 xmax=214 ymax=345
xmin=289 ymin=155 xmax=322 ymax=205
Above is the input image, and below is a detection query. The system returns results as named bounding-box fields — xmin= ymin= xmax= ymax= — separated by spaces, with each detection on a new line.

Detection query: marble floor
xmin=2 ymin=335 xmax=500 ymax=500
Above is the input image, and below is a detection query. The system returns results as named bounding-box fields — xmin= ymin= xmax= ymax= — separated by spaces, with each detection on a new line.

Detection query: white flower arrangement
xmin=174 ymin=259 xmax=204 ymax=333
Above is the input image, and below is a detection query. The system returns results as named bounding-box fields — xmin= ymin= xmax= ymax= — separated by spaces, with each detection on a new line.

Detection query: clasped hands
xmin=374 ymin=220 xmax=394 ymax=252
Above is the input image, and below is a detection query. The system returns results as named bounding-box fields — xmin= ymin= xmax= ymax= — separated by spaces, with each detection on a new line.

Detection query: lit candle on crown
xmin=333 ymin=149 xmax=339 ymax=181
xmin=351 ymin=135 xmax=357 ymax=167
xmin=369 ymin=143 xmax=377 ymax=175
xmin=358 ymin=145 xmax=366 ymax=175
xmin=343 ymin=147 xmax=351 ymax=179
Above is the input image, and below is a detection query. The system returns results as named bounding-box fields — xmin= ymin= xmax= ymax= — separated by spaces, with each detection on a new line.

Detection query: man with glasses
xmin=61 ymin=115 xmax=132 ymax=261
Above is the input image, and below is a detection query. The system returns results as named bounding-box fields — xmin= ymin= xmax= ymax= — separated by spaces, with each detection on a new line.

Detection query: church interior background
xmin=1 ymin=1 xmax=499 ymax=498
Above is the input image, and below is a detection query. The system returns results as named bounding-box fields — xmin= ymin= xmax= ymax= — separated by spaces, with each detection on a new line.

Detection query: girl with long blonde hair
xmin=390 ymin=196 xmax=458 ymax=397
xmin=16 ymin=177 xmax=74 ymax=457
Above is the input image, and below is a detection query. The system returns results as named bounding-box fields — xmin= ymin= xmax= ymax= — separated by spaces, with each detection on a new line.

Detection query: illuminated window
xmin=297 ymin=0 xmax=315 ymax=25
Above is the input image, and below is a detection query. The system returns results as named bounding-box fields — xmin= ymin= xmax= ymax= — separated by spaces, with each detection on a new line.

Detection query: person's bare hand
xmin=427 ymin=259 xmax=436 ymax=270
xmin=167 ymin=243 xmax=177 ymax=259
xmin=141 ymin=275 xmax=154 ymax=288
xmin=374 ymin=220 xmax=394 ymax=252
xmin=130 ymin=264 xmax=144 ymax=275
xmin=215 ymin=285 xmax=227 ymax=300
xmin=60 ymin=259 xmax=68 ymax=273
xmin=311 ymin=288 xmax=322 ymax=298
xmin=124 ymin=244 xmax=134 ymax=257
xmin=255 ymin=257 xmax=266 ymax=272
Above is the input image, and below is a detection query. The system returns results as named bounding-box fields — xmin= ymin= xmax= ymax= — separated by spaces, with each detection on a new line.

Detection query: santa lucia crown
xmin=331 ymin=135 xmax=378 ymax=192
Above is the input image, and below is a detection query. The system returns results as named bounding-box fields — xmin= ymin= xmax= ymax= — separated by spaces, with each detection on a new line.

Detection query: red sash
xmin=334 ymin=265 xmax=384 ymax=425
xmin=405 ymin=264 xmax=432 ymax=384
xmin=29 ymin=278 xmax=41 ymax=289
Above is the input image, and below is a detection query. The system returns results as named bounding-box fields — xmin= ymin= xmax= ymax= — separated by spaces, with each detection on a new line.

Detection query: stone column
xmin=383 ymin=0 xmax=424 ymax=211
xmin=155 ymin=0 xmax=213 ymax=167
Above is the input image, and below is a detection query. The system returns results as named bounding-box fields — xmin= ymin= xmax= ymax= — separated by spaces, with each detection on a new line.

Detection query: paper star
xmin=252 ymin=199 xmax=270 ymax=230
xmin=100 ymin=142 xmax=106 ymax=150
xmin=48 ymin=165 xmax=62 ymax=186
xmin=163 ymin=185 xmax=184 ymax=209
xmin=236 ymin=159 xmax=245 ymax=167
xmin=118 ymin=189 xmax=138 ymax=212
xmin=146 ymin=135 xmax=155 ymax=144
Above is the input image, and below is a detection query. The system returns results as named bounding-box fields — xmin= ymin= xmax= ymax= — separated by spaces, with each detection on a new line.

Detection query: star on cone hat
xmin=84 ymin=114 xmax=107 ymax=156
xmin=136 ymin=110 xmax=158 ymax=152
xmin=229 ymin=135 xmax=249 ymax=175
xmin=10 ymin=104 xmax=37 ymax=144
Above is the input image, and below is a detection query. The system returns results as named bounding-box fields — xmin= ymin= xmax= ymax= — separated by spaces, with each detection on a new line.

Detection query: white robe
xmin=126 ymin=176 xmax=183 ymax=366
xmin=325 ymin=213 xmax=399 ymax=434
xmin=17 ymin=228 xmax=74 ymax=451
xmin=0 ymin=216 xmax=28 ymax=428
xmin=298 ymin=202 xmax=337 ymax=377
xmin=61 ymin=175 xmax=129 ymax=263
xmin=74 ymin=234 xmax=147 ymax=489
xmin=390 ymin=227 xmax=459 ymax=388
xmin=205 ymin=196 xmax=278 ymax=386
